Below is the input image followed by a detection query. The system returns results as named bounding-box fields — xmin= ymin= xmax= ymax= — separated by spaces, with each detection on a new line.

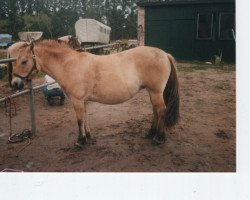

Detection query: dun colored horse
xmin=11 ymin=40 xmax=179 ymax=146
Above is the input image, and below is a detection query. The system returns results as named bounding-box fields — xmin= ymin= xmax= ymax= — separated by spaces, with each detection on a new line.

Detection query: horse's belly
xmin=89 ymin=77 xmax=141 ymax=105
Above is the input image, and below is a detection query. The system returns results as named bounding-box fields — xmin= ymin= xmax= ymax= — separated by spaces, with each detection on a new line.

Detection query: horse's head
xmin=11 ymin=43 xmax=38 ymax=90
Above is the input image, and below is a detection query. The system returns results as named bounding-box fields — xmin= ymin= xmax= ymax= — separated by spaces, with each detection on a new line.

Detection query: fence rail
xmin=0 ymin=81 xmax=55 ymax=103
xmin=0 ymin=57 xmax=16 ymax=64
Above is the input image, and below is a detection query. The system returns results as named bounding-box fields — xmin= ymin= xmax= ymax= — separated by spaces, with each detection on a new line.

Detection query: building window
xmin=197 ymin=13 xmax=213 ymax=40
xmin=218 ymin=13 xmax=235 ymax=40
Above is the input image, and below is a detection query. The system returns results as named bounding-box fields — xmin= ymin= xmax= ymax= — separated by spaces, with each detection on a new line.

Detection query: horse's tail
xmin=163 ymin=54 xmax=180 ymax=129
xmin=7 ymin=52 xmax=13 ymax=87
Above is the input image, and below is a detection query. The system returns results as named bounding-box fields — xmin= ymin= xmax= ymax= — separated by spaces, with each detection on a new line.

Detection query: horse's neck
xmin=35 ymin=46 xmax=72 ymax=84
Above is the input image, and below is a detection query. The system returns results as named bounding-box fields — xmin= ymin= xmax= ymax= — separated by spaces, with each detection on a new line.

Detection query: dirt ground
xmin=0 ymin=63 xmax=236 ymax=172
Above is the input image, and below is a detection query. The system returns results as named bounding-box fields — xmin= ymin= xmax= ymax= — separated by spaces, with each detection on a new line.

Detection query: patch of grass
xmin=177 ymin=63 xmax=235 ymax=72
xmin=215 ymin=65 xmax=236 ymax=72
xmin=177 ymin=64 xmax=211 ymax=72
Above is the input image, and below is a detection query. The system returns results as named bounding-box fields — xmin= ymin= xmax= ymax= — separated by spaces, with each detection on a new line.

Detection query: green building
xmin=137 ymin=0 xmax=235 ymax=62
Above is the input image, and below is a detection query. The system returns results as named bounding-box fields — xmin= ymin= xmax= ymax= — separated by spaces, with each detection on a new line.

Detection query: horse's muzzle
xmin=11 ymin=77 xmax=24 ymax=90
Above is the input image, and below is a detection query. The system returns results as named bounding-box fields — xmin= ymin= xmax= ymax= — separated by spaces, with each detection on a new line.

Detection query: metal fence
xmin=0 ymin=57 xmax=16 ymax=64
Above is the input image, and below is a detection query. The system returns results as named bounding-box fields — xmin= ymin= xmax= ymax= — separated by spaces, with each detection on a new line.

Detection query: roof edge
xmin=137 ymin=0 xmax=235 ymax=7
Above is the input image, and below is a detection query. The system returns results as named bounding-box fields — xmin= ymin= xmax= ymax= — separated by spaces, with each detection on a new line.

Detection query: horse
xmin=11 ymin=40 xmax=180 ymax=146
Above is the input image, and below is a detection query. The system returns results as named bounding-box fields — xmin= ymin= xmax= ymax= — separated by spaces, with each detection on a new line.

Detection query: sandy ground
xmin=0 ymin=63 xmax=235 ymax=172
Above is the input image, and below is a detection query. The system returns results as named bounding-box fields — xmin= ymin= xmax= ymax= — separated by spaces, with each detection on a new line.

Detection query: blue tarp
xmin=0 ymin=34 xmax=12 ymax=47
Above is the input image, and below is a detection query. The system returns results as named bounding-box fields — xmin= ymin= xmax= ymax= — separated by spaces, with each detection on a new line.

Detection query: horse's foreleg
xmin=83 ymin=103 xmax=91 ymax=139
xmin=72 ymin=97 xmax=88 ymax=146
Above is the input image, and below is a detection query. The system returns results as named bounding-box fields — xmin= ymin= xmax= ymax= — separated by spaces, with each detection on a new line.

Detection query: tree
xmin=0 ymin=0 xmax=138 ymax=40
xmin=23 ymin=14 xmax=53 ymax=38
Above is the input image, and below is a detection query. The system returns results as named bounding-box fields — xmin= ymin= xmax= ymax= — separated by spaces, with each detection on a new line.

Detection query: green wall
xmin=145 ymin=3 xmax=235 ymax=62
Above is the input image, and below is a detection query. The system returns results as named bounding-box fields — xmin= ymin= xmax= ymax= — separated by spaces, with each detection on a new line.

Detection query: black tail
xmin=163 ymin=54 xmax=180 ymax=129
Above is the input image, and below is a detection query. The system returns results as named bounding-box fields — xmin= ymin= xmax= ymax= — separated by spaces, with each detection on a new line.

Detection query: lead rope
xmin=4 ymin=96 xmax=16 ymax=139
xmin=4 ymin=96 xmax=32 ymax=156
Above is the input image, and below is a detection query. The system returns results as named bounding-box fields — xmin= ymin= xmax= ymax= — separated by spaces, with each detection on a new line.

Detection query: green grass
xmin=177 ymin=63 xmax=235 ymax=72
xmin=177 ymin=65 xmax=209 ymax=72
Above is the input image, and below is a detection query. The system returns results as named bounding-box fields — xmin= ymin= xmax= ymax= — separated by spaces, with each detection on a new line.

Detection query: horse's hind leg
xmin=146 ymin=108 xmax=158 ymax=139
xmin=148 ymin=91 xmax=167 ymax=144
xmin=71 ymin=97 xmax=89 ymax=146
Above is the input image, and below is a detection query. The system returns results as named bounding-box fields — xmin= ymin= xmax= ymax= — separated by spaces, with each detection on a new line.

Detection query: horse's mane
xmin=36 ymin=39 xmax=71 ymax=49
xmin=35 ymin=39 xmax=76 ymax=55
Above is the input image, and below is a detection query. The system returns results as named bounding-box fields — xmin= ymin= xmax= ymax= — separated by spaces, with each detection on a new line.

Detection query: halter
xmin=13 ymin=49 xmax=38 ymax=81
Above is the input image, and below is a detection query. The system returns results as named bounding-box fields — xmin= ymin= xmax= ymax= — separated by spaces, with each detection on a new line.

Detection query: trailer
xmin=75 ymin=18 xmax=111 ymax=54
xmin=75 ymin=18 xmax=111 ymax=46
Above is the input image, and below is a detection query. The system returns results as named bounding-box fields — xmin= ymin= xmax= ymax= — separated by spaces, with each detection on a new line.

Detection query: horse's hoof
xmin=145 ymin=128 xmax=157 ymax=139
xmin=152 ymin=134 xmax=166 ymax=145
xmin=86 ymin=132 xmax=91 ymax=139
xmin=77 ymin=136 xmax=87 ymax=145
xmin=145 ymin=132 xmax=155 ymax=139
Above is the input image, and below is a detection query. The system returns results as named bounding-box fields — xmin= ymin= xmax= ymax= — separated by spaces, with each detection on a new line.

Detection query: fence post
xmin=28 ymin=80 xmax=36 ymax=135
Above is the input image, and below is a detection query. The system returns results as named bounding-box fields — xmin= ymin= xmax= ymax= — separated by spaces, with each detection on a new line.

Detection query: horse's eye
xmin=21 ymin=60 xmax=28 ymax=65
